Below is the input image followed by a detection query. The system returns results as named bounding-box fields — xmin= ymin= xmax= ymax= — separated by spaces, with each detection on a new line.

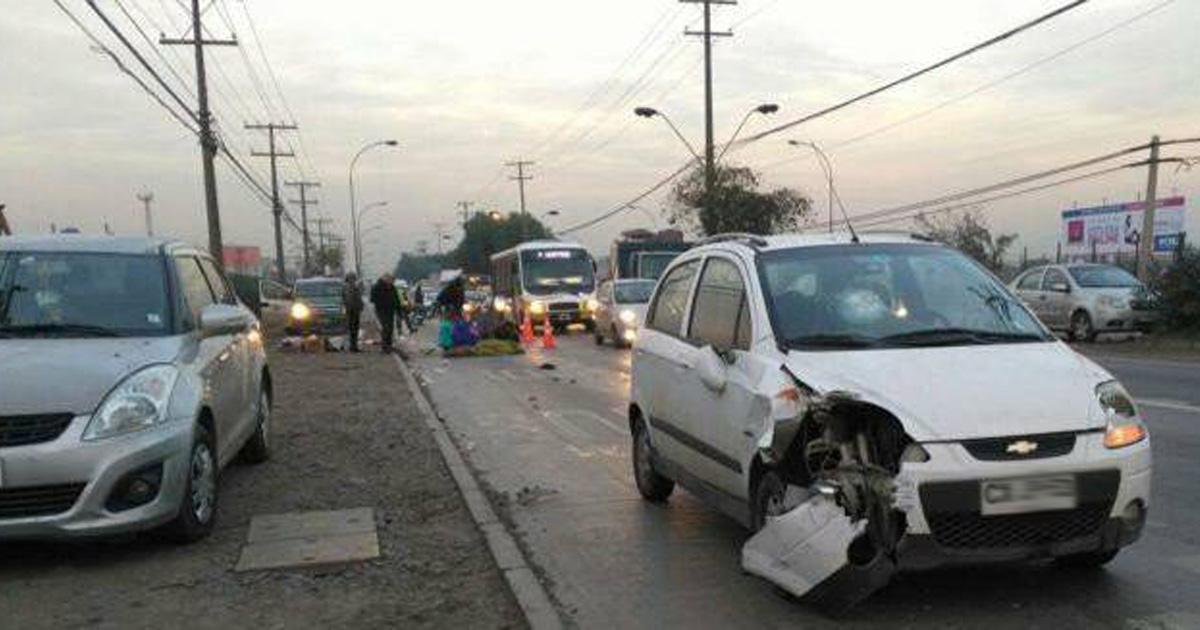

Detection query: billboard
xmin=1061 ymin=196 xmax=1186 ymax=257
xmin=223 ymin=245 xmax=263 ymax=274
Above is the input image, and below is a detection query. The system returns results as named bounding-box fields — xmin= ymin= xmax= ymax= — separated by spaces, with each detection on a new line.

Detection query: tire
xmin=1070 ymin=310 xmax=1097 ymax=342
xmin=594 ymin=327 xmax=605 ymax=346
xmin=751 ymin=469 xmax=787 ymax=532
xmin=632 ymin=418 xmax=674 ymax=502
xmin=162 ymin=424 xmax=218 ymax=543
xmin=240 ymin=386 xmax=272 ymax=464
xmin=1055 ymin=549 xmax=1119 ymax=569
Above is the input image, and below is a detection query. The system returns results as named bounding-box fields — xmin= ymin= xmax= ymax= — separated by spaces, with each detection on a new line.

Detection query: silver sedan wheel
xmin=190 ymin=443 xmax=216 ymax=524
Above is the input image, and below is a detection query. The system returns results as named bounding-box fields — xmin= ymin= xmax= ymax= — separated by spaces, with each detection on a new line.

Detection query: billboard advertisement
xmin=1061 ymin=196 xmax=1186 ymax=257
xmin=223 ymin=245 xmax=263 ymax=274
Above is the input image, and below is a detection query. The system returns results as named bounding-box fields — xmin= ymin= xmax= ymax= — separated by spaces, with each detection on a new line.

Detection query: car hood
xmin=785 ymin=341 xmax=1111 ymax=442
xmin=0 ymin=337 xmax=184 ymax=416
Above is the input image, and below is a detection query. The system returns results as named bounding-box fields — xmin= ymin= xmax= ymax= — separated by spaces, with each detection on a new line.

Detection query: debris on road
xmin=742 ymin=492 xmax=864 ymax=599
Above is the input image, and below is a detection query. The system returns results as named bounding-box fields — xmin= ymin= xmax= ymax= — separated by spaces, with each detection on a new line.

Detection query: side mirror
xmin=1050 ymin=282 xmax=1070 ymax=293
xmin=199 ymin=304 xmax=252 ymax=337
xmin=695 ymin=345 xmax=729 ymax=393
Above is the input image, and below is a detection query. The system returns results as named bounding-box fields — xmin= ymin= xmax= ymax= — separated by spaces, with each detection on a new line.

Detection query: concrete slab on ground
xmin=236 ymin=508 xmax=381 ymax=572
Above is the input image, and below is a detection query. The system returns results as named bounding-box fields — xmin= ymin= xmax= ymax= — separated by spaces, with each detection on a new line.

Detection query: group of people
xmin=339 ymin=272 xmax=425 ymax=353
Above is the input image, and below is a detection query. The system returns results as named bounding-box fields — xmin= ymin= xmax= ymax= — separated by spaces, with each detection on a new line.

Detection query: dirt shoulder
xmin=0 ymin=346 xmax=525 ymax=630
xmin=1071 ymin=333 xmax=1200 ymax=363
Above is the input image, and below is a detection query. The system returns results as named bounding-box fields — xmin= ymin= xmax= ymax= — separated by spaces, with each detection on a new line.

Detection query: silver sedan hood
xmin=0 ymin=337 xmax=184 ymax=416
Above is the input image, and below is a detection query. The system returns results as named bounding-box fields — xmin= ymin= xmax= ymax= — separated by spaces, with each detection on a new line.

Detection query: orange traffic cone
xmin=542 ymin=321 xmax=557 ymax=349
xmin=520 ymin=312 xmax=535 ymax=343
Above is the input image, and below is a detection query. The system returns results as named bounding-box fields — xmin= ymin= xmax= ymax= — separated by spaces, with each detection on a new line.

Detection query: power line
xmin=759 ymin=0 xmax=1179 ymax=174
xmin=732 ymin=0 xmax=1090 ymax=149
xmin=557 ymin=159 xmax=693 ymax=235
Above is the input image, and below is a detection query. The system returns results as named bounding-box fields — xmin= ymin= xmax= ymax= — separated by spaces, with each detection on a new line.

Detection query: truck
xmin=608 ymin=229 xmax=691 ymax=281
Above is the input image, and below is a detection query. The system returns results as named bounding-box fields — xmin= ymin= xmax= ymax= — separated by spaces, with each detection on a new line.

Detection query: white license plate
xmin=980 ymin=475 xmax=1077 ymax=516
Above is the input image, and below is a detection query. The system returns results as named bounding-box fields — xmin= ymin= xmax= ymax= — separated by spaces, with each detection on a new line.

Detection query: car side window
xmin=1017 ymin=269 xmax=1044 ymax=290
xmin=687 ymin=257 xmax=750 ymax=351
xmin=197 ymin=257 xmax=235 ymax=305
xmin=647 ymin=260 xmax=699 ymax=336
xmin=1042 ymin=268 xmax=1068 ymax=291
xmin=176 ymin=256 xmax=216 ymax=328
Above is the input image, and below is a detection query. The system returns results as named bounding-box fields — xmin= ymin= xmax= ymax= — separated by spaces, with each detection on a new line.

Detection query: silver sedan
xmin=0 ymin=236 xmax=271 ymax=542
xmin=1010 ymin=263 xmax=1158 ymax=341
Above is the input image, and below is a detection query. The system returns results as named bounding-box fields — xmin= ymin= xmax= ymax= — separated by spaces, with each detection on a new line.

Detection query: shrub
xmin=1154 ymin=245 xmax=1200 ymax=333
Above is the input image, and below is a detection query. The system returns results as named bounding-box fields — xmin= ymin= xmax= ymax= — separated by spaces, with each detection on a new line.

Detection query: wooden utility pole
xmin=1136 ymin=135 xmax=1160 ymax=283
xmin=247 ymin=122 xmax=298 ymax=279
xmin=682 ymin=0 xmax=735 ymax=201
xmin=160 ymin=0 xmax=237 ymax=263
xmin=286 ymin=180 xmax=321 ymax=276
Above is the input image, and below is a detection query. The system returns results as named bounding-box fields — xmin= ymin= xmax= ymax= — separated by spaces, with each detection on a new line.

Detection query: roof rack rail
xmin=696 ymin=232 xmax=768 ymax=249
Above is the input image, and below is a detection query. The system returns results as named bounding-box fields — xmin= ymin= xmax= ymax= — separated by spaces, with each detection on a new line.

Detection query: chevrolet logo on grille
xmin=1005 ymin=440 xmax=1039 ymax=455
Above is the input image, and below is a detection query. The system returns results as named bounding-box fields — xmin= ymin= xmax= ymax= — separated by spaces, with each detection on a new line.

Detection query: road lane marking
xmin=1137 ymin=398 xmax=1200 ymax=415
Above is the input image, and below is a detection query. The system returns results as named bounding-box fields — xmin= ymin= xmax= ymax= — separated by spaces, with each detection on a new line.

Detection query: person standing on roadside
xmin=370 ymin=273 xmax=401 ymax=352
xmin=341 ymin=272 xmax=364 ymax=353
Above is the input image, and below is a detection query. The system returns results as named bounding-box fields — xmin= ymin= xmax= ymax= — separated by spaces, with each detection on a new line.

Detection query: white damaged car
xmin=628 ymin=233 xmax=1151 ymax=608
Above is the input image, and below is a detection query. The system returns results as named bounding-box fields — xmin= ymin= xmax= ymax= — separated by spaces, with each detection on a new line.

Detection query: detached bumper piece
xmin=742 ymin=490 xmax=895 ymax=613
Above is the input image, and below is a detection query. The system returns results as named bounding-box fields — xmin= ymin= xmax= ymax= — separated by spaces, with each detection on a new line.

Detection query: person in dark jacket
xmin=437 ymin=276 xmax=465 ymax=318
xmin=370 ymin=273 xmax=401 ymax=352
xmin=341 ymin=272 xmax=364 ymax=352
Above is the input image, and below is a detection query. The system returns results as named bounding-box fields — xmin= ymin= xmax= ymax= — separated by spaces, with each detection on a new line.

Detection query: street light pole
xmin=634 ymin=107 xmax=702 ymax=162
xmin=348 ymin=139 xmax=398 ymax=278
xmin=788 ymin=140 xmax=837 ymax=233
xmin=718 ymin=103 xmax=778 ymax=163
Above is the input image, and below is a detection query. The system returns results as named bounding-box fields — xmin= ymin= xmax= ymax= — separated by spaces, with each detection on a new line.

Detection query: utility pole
xmin=433 ymin=222 xmax=447 ymax=256
xmin=682 ymin=0 xmax=735 ymax=202
xmin=1136 ymin=135 xmax=1160 ymax=284
xmin=246 ymin=122 xmax=298 ymax=280
xmin=0 ymin=204 xmax=11 ymax=236
xmin=160 ymin=0 xmax=237 ymax=263
xmin=286 ymin=180 xmax=320 ymax=276
xmin=457 ymin=200 xmax=474 ymax=230
xmin=506 ymin=161 xmax=534 ymax=242
xmin=136 ymin=192 xmax=154 ymax=237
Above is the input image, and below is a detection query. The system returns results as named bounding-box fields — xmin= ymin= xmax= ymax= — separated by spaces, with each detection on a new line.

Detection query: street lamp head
xmin=787 ymin=139 xmax=803 ymax=147
xmin=634 ymin=107 xmax=659 ymax=118
xmin=545 ymin=210 xmax=560 ymax=217
xmin=756 ymin=103 xmax=780 ymax=115
xmin=383 ymin=140 xmax=399 ymax=146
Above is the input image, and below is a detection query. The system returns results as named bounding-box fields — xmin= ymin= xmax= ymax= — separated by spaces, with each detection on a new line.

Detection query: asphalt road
xmin=409 ymin=330 xmax=1200 ymax=629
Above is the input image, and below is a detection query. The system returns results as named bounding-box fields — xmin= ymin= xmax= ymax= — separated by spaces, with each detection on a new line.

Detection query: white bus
xmin=490 ymin=240 xmax=598 ymax=331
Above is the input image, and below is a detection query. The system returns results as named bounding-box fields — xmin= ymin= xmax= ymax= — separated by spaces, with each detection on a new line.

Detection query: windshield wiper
xmin=784 ymin=333 xmax=880 ymax=349
xmin=0 ymin=323 xmax=124 ymax=338
xmin=881 ymin=328 xmax=1044 ymax=346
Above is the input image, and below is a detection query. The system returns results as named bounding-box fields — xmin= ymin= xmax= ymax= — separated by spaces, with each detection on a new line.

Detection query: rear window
xmin=295 ymin=281 xmax=342 ymax=298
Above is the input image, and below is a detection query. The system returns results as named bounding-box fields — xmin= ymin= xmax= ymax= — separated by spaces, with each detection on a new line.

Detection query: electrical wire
xmin=732 ymin=0 xmax=1090 ymax=148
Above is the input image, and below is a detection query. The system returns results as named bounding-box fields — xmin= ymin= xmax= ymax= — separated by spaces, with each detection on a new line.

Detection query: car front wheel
xmin=1070 ymin=310 xmax=1096 ymax=342
xmin=632 ymin=418 xmax=674 ymax=502
xmin=163 ymin=424 xmax=218 ymax=543
xmin=751 ymin=469 xmax=786 ymax=532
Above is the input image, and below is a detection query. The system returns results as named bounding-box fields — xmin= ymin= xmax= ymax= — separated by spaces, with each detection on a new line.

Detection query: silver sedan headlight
xmin=1097 ymin=295 xmax=1127 ymax=309
xmin=83 ymin=365 xmax=179 ymax=441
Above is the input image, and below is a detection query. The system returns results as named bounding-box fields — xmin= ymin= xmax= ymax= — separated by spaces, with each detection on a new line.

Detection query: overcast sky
xmin=2 ymin=0 xmax=1196 ymax=276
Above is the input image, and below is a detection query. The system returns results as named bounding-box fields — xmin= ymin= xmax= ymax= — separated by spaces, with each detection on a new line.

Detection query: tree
xmin=914 ymin=210 xmax=1017 ymax=275
xmin=313 ymin=243 xmax=344 ymax=274
xmin=449 ymin=212 xmax=552 ymax=274
xmin=1153 ymin=244 xmax=1200 ymax=333
xmin=668 ymin=164 xmax=811 ymax=236
xmin=394 ymin=252 xmax=446 ymax=284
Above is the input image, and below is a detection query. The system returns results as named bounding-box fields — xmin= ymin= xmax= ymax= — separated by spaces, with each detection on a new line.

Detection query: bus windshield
xmin=521 ymin=249 xmax=595 ymax=296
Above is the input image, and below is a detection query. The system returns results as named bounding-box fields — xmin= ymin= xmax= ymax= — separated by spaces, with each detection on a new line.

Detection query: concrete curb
xmin=391 ymin=353 xmax=563 ymax=630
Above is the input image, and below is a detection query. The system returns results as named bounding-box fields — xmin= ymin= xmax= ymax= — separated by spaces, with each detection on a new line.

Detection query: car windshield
xmin=1068 ymin=265 xmax=1140 ymax=288
xmin=615 ymin=280 xmax=655 ymax=304
xmin=760 ymin=243 xmax=1050 ymax=350
xmin=0 ymin=251 xmax=170 ymax=337
xmin=521 ymin=249 xmax=595 ymax=296
xmin=295 ymin=281 xmax=341 ymax=298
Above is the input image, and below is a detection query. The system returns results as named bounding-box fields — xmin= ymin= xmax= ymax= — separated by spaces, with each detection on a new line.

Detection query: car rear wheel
xmin=241 ymin=387 xmax=271 ymax=464
xmin=612 ymin=325 xmax=628 ymax=349
xmin=1055 ymin=548 xmax=1119 ymax=568
xmin=162 ymin=424 xmax=218 ymax=543
xmin=594 ymin=326 xmax=605 ymax=345
xmin=1070 ymin=310 xmax=1096 ymax=342
xmin=632 ymin=418 xmax=674 ymax=502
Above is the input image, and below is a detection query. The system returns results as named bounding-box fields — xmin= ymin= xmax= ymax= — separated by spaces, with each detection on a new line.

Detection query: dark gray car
xmin=0 ymin=236 xmax=271 ymax=542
